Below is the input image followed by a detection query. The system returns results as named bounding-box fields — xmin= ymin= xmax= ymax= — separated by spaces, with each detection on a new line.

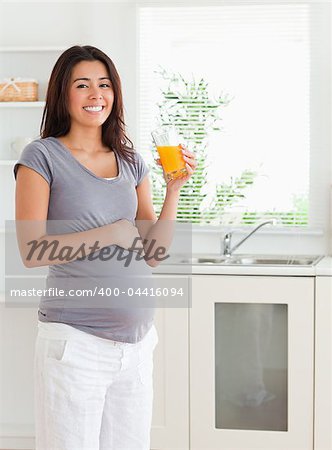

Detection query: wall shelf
xmin=0 ymin=46 xmax=67 ymax=52
xmin=0 ymin=101 xmax=45 ymax=108
xmin=0 ymin=47 xmax=51 ymax=229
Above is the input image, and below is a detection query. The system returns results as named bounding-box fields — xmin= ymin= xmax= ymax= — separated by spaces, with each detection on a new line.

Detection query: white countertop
xmin=315 ymin=256 xmax=332 ymax=276
xmin=1 ymin=256 xmax=331 ymax=305
xmin=152 ymin=255 xmax=332 ymax=277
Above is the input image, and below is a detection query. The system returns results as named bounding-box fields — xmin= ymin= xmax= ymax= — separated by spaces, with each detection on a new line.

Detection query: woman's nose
xmin=89 ymin=87 xmax=103 ymax=99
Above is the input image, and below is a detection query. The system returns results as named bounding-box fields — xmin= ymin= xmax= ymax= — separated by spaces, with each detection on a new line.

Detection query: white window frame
xmin=135 ymin=0 xmax=331 ymax=250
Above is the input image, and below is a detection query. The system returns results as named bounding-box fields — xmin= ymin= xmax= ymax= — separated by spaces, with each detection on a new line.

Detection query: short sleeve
xmin=135 ymin=152 xmax=150 ymax=186
xmin=13 ymin=140 xmax=53 ymax=185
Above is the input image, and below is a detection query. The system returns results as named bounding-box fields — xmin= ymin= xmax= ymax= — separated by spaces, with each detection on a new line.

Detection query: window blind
xmin=138 ymin=3 xmax=331 ymax=228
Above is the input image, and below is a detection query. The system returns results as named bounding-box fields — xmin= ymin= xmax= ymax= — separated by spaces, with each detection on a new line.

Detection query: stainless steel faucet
xmin=223 ymin=219 xmax=277 ymax=257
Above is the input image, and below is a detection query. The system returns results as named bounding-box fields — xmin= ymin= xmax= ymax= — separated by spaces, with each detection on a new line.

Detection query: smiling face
xmin=67 ymin=60 xmax=114 ymax=130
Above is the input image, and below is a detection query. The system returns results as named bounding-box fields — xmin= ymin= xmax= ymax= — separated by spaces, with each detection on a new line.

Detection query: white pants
xmin=34 ymin=321 xmax=158 ymax=450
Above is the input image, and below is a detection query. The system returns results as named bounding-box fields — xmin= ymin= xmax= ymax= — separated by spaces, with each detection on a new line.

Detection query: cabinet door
xmin=190 ymin=275 xmax=314 ymax=450
xmin=151 ymin=275 xmax=189 ymax=450
xmin=315 ymin=277 xmax=332 ymax=450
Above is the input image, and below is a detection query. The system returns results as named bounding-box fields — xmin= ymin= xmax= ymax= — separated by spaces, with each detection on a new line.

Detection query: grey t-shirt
xmin=13 ymin=136 xmax=155 ymax=343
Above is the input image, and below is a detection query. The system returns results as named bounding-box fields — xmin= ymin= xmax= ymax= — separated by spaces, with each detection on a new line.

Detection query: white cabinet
xmin=1 ymin=273 xmax=330 ymax=450
xmin=0 ymin=300 xmax=37 ymax=450
xmin=0 ymin=46 xmax=65 ymax=156
xmin=190 ymin=275 xmax=315 ymax=450
xmin=314 ymin=276 xmax=332 ymax=450
xmin=0 ymin=46 xmax=64 ymax=230
xmin=151 ymin=282 xmax=189 ymax=449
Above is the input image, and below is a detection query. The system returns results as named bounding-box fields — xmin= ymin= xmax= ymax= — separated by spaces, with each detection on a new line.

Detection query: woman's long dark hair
xmin=40 ymin=45 xmax=135 ymax=164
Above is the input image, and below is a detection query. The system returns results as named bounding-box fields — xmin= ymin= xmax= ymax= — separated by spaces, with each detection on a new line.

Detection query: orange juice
xmin=156 ymin=145 xmax=187 ymax=181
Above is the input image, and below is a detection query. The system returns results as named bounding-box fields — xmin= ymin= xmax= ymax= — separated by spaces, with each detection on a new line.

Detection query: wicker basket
xmin=0 ymin=77 xmax=38 ymax=102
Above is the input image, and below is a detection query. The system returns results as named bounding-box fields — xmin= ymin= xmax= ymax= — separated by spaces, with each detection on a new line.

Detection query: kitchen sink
xmin=169 ymin=254 xmax=323 ymax=266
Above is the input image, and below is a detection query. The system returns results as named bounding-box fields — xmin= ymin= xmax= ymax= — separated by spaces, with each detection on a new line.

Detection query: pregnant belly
xmin=42 ymin=247 xmax=155 ymax=310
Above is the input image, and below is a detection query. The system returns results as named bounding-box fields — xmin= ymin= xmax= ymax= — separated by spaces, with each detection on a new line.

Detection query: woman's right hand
xmin=112 ymin=219 xmax=144 ymax=253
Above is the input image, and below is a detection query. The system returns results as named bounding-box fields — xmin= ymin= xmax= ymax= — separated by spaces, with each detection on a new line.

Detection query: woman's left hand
xmin=155 ymin=144 xmax=197 ymax=192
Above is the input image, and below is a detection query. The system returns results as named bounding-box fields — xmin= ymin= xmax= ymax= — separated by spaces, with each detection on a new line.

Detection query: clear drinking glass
xmin=151 ymin=126 xmax=188 ymax=181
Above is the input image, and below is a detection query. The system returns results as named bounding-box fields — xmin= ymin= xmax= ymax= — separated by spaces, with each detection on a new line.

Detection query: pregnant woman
xmin=14 ymin=45 xmax=196 ymax=449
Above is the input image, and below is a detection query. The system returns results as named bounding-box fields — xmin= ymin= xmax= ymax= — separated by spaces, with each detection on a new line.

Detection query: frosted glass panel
xmin=215 ymin=303 xmax=288 ymax=431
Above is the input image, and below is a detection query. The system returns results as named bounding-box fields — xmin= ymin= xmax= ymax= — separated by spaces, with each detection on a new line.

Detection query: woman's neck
xmin=61 ymin=126 xmax=105 ymax=154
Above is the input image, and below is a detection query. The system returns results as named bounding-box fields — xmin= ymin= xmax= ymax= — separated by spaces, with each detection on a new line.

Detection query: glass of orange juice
xmin=151 ymin=126 xmax=188 ymax=181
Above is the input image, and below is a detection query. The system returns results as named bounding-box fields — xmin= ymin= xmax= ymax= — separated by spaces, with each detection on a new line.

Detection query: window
xmin=138 ymin=2 xmax=331 ymax=229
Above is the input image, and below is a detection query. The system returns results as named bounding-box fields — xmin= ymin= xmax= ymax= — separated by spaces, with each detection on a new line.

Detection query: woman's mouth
xmin=83 ymin=106 xmax=105 ymax=113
